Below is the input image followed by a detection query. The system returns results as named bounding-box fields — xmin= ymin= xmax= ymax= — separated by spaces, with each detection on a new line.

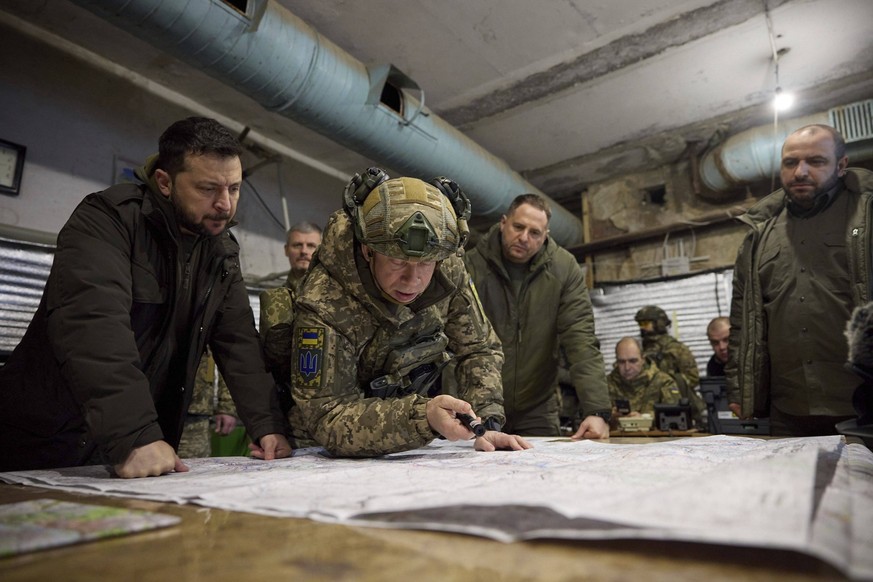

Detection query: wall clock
xmin=0 ymin=138 xmax=26 ymax=196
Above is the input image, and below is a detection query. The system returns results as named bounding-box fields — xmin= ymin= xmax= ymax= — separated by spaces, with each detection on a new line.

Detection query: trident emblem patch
xmin=297 ymin=326 xmax=325 ymax=387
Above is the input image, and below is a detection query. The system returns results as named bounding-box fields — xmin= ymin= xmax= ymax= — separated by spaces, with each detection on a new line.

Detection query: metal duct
xmin=701 ymin=102 xmax=873 ymax=192
xmin=69 ymin=0 xmax=585 ymax=245
xmin=700 ymin=113 xmax=827 ymax=192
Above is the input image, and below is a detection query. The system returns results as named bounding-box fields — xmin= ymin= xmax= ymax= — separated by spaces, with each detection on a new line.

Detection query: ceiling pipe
xmin=69 ymin=0 xmax=585 ymax=245
xmin=700 ymin=113 xmax=827 ymax=192
xmin=700 ymin=106 xmax=873 ymax=192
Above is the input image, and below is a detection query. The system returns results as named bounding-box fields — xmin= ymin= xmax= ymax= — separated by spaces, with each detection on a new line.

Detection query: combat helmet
xmin=343 ymin=168 xmax=471 ymax=262
xmin=635 ymin=305 xmax=671 ymax=334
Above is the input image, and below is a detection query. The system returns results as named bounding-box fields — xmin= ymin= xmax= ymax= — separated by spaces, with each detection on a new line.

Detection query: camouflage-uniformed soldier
xmin=290 ymin=169 xmax=532 ymax=457
xmin=283 ymin=221 xmax=322 ymax=299
xmin=635 ymin=305 xmax=705 ymax=426
xmin=259 ymin=222 xmax=323 ymax=397
xmin=178 ymin=348 xmax=238 ymax=458
xmin=607 ymin=337 xmax=680 ymax=422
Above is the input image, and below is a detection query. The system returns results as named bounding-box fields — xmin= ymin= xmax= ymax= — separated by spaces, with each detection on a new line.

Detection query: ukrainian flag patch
xmin=297 ymin=326 xmax=325 ymax=388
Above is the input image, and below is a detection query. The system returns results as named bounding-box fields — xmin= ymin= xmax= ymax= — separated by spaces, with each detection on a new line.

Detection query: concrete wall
xmin=0 ymin=19 xmax=344 ymax=280
xmin=586 ymin=160 xmax=753 ymax=283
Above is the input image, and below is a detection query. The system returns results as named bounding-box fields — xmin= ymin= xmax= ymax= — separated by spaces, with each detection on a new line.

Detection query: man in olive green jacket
xmin=728 ymin=124 xmax=872 ymax=436
xmin=465 ymin=194 xmax=611 ymax=437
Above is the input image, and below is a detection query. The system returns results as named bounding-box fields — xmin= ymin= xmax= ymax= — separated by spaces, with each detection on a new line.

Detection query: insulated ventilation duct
xmin=70 ymin=0 xmax=585 ymax=245
xmin=701 ymin=99 xmax=873 ymax=192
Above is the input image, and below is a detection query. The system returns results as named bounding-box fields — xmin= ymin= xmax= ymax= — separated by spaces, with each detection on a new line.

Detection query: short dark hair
xmin=707 ymin=316 xmax=730 ymax=337
xmin=506 ymin=193 xmax=552 ymax=223
xmin=156 ymin=117 xmax=242 ymax=178
xmin=786 ymin=124 xmax=847 ymax=159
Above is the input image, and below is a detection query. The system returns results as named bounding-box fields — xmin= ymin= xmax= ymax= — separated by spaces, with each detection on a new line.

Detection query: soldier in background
xmin=608 ymin=337 xmax=680 ymax=425
xmin=260 ymin=222 xmax=323 ymax=402
xmin=287 ymin=169 xmax=531 ymax=457
xmin=178 ymin=348 xmax=238 ymax=458
xmin=283 ymin=221 xmax=323 ymax=300
xmin=635 ymin=305 xmax=705 ymax=427
xmin=705 ymin=316 xmax=730 ymax=377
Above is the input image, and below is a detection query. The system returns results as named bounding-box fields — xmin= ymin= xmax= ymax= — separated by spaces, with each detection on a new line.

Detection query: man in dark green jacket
xmin=728 ymin=124 xmax=872 ymax=436
xmin=0 ymin=117 xmax=291 ymax=476
xmin=465 ymin=194 xmax=611 ymax=437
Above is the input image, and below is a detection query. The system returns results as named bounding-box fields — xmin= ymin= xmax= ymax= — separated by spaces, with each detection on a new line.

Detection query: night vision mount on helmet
xmin=342 ymin=167 xmax=471 ymax=262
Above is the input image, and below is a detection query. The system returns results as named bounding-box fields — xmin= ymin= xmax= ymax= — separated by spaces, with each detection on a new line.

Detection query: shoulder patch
xmin=296 ymin=326 xmax=325 ymax=388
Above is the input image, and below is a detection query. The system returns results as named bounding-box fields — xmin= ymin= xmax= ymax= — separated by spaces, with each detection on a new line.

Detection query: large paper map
xmin=2 ymin=436 xmax=871 ymax=579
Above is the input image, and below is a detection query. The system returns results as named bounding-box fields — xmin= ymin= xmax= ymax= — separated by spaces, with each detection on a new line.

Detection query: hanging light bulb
xmin=773 ymin=86 xmax=794 ymax=111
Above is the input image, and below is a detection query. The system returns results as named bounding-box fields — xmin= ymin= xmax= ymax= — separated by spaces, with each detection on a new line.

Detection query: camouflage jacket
xmin=259 ymin=269 xmax=307 ymax=383
xmin=285 ymin=270 xmax=306 ymax=302
xmin=641 ymin=334 xmax=700 ymax=391
xmin=607 ymin=359 xmax=680 ymax=415
xmin=291 ymin=211 xmax=505 ymax=457
xmin=188 ymin=348 xmax=236 ymax=417
xmin=259 ymin=290 xmax=294 ymax=382
xmin=641 ymin=333 xmax=705 ymax=426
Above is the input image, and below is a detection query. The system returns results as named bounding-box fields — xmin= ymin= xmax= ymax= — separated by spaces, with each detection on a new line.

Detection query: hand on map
xmin=474 ymin=431 xmax=533 ymax=452
xmin=571 ymin=415 xmax=610 ymax=440
xmin=113 ymin=440 xmax=188 ymax=479
xmin=425 ymin=395 xmax=533 ymax=451
xmin=248 ymin=433 xmax=293 ymax=460
xmin=426 ymin=394 xmax=479 ymax=440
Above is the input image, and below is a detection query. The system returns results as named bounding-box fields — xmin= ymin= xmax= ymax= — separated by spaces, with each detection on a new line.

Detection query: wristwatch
xmin=483 ymin=417 xmax=502 ymax=432
xmin=589 ymin=410 xmax=612 ymax=424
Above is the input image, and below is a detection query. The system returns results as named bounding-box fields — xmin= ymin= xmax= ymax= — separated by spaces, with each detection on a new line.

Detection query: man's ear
xmin=838 ymin=155 xmax=849 ymax=177
xmin=154 ymin=169 xmax=172 ymax=198
xmin=360 ymin=243 xmax=371 ymax=262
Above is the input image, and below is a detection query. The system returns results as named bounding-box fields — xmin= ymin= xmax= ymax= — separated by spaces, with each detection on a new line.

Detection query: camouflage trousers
xmin=177 ymin=415 xmax=212 ymax=458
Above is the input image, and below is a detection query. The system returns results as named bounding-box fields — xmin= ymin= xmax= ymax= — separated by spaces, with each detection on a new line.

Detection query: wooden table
xmin=0 ymin=437 xmax=848 ymax=581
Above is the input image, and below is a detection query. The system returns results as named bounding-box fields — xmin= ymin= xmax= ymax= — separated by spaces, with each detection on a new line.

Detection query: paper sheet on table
xmin=2 ymin=435 xmax=871 ymax=579
xmin=0 ymin=498 xmax=180 ymax=556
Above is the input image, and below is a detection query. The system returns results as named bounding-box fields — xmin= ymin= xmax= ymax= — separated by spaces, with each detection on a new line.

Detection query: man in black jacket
xmin=0 ymin=117 xmax=291 ymax=477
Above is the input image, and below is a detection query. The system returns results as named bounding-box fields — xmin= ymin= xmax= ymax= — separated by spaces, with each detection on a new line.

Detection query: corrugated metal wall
xmin=590 ymin=269 xmax=734 ymax=376
xmin=0 ymin=237 xmax=54 ymax=357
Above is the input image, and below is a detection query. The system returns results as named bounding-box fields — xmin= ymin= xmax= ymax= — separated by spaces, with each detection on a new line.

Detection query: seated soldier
xmin=706 ymin=316 xmax=730 ymax=377
xmin=608 ymin=337 xmax=681 ymax=424
xmin=635 ymin=305 xmax=706 ymax=427
xmin=285 ymin=169 xmax=532 ymax=457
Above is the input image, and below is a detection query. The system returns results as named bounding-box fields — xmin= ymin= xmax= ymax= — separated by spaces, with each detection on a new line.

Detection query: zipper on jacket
xmin=184 ymin=255 xmax=226 ymax=391
xmin=182 ymin=262 xmax=192 ymax=291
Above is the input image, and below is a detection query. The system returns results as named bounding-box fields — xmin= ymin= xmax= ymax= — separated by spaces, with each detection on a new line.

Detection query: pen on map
xmin=457 ymin=412 xmax=486 ymax=437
